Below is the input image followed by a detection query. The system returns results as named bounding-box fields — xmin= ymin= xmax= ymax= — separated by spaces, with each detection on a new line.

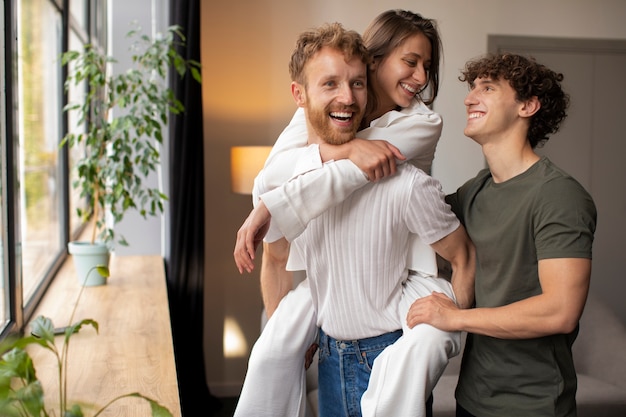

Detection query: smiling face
xmin=369 ymin=32 xmax=432 ymax=116
xmin=292 ymin=46 xmax=367 ymax=146
xmin=463 ymin=77 xmax=529 ymax=145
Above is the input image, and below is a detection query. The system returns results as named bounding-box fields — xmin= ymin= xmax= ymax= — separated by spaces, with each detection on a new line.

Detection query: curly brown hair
xmin=289 ymin=23 xmax=370 ymax=86
xmin=459 ymin=53 xmax=570 ymax=148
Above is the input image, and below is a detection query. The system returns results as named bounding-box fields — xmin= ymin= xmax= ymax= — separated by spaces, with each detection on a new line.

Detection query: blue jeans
xmin=317 ymin=328 xmax=402 ymax=417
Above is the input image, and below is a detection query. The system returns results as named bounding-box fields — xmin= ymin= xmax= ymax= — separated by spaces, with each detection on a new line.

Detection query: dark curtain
xmin=167 ymin=0 xmax=221 ymax=414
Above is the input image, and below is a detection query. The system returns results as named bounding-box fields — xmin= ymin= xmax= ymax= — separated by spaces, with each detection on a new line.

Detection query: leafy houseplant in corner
xmin=0 ymin=266 xmax=174 ymax=416
xmin=62 ymin=23 xmax=201 ymax=286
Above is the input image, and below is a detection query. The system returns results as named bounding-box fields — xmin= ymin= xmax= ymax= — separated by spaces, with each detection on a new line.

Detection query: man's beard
xmin=308 ymin=103 xmax=363 ymax=145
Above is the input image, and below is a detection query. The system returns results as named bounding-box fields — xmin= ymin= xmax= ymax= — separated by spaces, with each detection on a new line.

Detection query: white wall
xmin=110 ymin=0 xmax=169 ymax=256
xmin=201 ymin=0 xmax=626 ymax=395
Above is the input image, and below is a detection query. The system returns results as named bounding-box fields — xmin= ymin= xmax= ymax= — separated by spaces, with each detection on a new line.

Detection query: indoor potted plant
xmin=0 ymin=266 xmax=174 ymax=416
xmin=61 ymin=23 xmax=201 ymax=286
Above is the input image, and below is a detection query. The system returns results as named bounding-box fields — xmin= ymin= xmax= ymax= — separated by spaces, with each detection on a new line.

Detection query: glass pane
xmin=0 ymin=20 xmax=6 ymax=329
xmin=17 ymin=0 xmax=63 ymax=302
xmin=93 ymin=0 xmax=108 ymax=47
xmin=70 ymin=0 xmax=88 ymax=30
xmin=68 ymin=30 xmax=88 ymax=237
xmin=0 ymin=163 xmax=6 ymax=330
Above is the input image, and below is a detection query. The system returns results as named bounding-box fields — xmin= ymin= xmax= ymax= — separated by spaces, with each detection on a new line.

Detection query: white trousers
xmin=361 ymin=274 xmax=461 ymax=417
xmin=233 ymin=275 xmax=460 ymax=417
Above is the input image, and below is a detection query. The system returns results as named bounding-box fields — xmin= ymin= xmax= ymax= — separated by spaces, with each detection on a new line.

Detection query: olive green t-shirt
xmin=446 ymin=157 xmax=597 ymax=417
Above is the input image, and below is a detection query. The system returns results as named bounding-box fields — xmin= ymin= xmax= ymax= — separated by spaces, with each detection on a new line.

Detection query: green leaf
xmin=95 ymin=265 xmax=110 ymax=278
xmin=29 ymin=315 xmax=56 ymax=344
xmin=60 ymin=22 xmax=199 ymax=247
xmin=0 ymin=347 xmax=37 ymax=382
xmin=0 ymin=399 xmax=23 ymax=417
xmin=61 ymin=50 xmax=80 ymax=64
xmin=150 ymin=400 xmax=174 ymax=417
xmin=124 ymin=393 xmax=174 ymax=417
xmin=65 ymin=403 xmax=85 ymax=417
xmin=15 ymin=380 xmax=46 ymax=416
xmin=66 ymin=319 xmax=99 ymax=343
xmin=190 ymin=66 xmax=202 ymax=83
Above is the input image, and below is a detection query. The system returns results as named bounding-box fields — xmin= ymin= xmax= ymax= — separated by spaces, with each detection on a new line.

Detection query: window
xmin=0 ymin=0 xmax=108 ymax=337
xmin=0 ymin=3 xmax=7 ymax=330
xmin=18 ymin=0 xmax=64 ymax=304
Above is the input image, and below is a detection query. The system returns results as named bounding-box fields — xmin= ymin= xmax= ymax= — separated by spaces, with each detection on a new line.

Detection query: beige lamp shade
xmin=230 ymin=146 xmax=273 ymax=194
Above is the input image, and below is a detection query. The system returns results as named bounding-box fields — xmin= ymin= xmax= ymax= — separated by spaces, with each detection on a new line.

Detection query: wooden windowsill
xmin=27 ymin=253 xmax=182 ymax=417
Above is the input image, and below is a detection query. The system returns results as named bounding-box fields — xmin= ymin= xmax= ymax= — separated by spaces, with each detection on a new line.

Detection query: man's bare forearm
xmin=431 ymin=225 xmax=475 ymax=309
xmin=260 ymin=238 xmax=293 ymax=318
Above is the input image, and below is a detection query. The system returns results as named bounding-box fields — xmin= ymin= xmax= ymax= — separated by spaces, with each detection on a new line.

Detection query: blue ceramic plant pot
xmin=67 ymin=241 xmax=110 ymax=286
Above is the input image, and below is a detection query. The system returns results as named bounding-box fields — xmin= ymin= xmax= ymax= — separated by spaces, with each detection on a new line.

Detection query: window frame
xmin=0 ymin=0 xmax=108 ymax=339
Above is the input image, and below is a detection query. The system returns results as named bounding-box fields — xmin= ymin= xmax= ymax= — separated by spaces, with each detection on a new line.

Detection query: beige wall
xmin=200 ymin=0 xmax=626 ymax=395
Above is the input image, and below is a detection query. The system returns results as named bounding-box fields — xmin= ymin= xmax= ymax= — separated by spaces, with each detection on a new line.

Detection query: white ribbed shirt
xmin=255 ymin=100 xmax=444 ymax=276
xmin=264 ymin=164 xmax=459 ymax=340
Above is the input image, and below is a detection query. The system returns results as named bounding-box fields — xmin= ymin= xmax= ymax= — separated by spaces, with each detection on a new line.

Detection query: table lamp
xmin=230 ymin=146 xmax=273 ymax=194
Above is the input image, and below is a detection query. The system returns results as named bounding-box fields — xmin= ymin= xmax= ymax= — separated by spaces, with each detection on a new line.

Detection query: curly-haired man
xmin=408 ymin=53 xmax=597 ymax=416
